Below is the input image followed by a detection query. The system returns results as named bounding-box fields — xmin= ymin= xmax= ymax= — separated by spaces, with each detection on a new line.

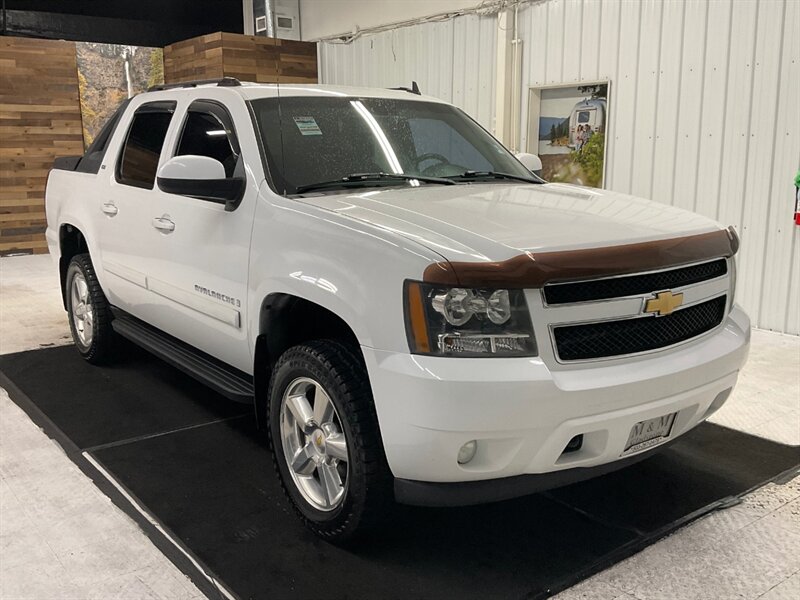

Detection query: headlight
xmin=404 ymin=281 xmax=537 ymax=357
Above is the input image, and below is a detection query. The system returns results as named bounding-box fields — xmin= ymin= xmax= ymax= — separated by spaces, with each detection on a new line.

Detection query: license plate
xmin=622 ymin=412 xmax=677 ymax=456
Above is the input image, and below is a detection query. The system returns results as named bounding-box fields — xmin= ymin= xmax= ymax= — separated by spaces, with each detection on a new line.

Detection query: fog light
xmin=563 ymin=434 xmax=583 ymax=454
xmin=457 ymin=440 xmax=478 ymax=465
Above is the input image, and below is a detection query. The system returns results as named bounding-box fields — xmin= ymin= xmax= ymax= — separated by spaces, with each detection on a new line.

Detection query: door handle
xmin=101 ymin=202 xmax=118 ymax=216
xmin=152 ymin=216 xmax=175 ymax=233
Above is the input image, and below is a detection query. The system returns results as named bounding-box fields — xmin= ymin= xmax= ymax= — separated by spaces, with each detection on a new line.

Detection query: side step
xmin=111 ymin=310 xmax=254 ymax=403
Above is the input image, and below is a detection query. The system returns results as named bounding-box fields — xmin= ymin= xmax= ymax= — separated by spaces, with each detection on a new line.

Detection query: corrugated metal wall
xmin=318 ymin=13 xmax=497 ymax=130
xmin=519 ymin=0 xmax=799 ymax=335
xmin=318 ymin=0 xmax=800 ymax=335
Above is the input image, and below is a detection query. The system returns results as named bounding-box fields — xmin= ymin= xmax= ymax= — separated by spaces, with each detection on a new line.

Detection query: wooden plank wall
xmin=0 ymin=32 xmax=316 ymax=256
xmin=163 ymin=32 xmax=224 ymax=82
xmin=275 ymin=39 xmax=318 ymax=83
xmin=164 ymin=32 xmax=317 ymax=85
xmin=218 ymin=33 xmax=281 ymax=82
xmin=0 ymin=37 xmax=84 ymax=256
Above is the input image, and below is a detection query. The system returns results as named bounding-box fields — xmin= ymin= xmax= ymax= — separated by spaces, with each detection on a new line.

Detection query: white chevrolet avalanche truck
xmin=45 ymin=79 xmax=750 ymax=542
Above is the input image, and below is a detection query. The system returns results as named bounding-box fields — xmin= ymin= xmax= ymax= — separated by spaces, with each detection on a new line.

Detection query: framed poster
xmin=76 ymin=42 xmax=165 ymax=149
xmin=526 ymin=81 xmax=609 ymax=188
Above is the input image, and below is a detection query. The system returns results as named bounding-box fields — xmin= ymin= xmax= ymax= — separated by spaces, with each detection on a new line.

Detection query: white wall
xmin=299 ymin=0 xmax=478 ymax=40
xmin=517 ymin=0 xmax=800 ymax=335
xmin=318 ymin=12 xmax=497 ymax=130
xmin=318 ymin=0 xmax=800 ymax=335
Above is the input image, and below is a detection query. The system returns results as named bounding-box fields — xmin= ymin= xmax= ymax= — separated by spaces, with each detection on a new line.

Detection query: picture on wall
xmin=531 ymin=82 xmax=608 ymax=188
xmin=76 ymin=42 xmax=165 ymax=148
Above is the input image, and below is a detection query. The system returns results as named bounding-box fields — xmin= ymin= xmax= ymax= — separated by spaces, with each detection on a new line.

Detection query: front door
xmin=143 ymin=96 xmax=257 ymax=373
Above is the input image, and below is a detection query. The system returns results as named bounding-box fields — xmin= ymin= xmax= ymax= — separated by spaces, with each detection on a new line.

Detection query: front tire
xmin=66 ymin=253 xmax=115 ymax=364
xmin=267 ymin=340 xmax=391 ymax=543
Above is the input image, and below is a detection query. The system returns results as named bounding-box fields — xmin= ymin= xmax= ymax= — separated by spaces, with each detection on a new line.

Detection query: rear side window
xmin=116 ymin=102 xmax=176 ymax=189
xmin=175 ymin=103 xmax=240 ymax=177
xmin=76 ymin=98 xmax=131 ymax=174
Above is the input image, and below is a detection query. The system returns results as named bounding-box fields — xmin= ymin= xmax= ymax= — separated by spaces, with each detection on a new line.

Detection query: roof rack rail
xmin=147 ymin=77 xmax=242 ymax=92
xmin=389 ymin=81 xmax=421 ymax=95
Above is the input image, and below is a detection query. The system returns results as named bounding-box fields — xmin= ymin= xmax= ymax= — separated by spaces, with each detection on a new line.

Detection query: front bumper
xmin=362 ymin=305 xmax=750 ymax=503
xmin=394 ymin=434 xmax=682 ymax=506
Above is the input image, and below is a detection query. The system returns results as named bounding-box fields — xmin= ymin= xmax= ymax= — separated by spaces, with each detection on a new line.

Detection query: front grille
xmin=553 ymin=296 xmax=727 ymax=361
xmin=544 ymin=259 xmax=728 ymax=305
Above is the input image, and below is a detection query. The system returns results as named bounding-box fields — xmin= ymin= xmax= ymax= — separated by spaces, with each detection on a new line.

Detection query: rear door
xmin=97 ymin=101 xmax=176 ymax=313
xmin=143 ymin=96 xmax=257 ymax=373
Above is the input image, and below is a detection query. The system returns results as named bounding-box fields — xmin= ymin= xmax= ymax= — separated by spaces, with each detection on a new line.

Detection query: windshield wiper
xmin=450 ymin=170 xmax=541 ymax=184
xmin=295 ymin=172 xmax=455 ymax=194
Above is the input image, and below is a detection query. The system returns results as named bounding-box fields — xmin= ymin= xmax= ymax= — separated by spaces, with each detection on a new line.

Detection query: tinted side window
xmin=117 ymin=106 xmax=174 ymax=189
xmin=175 ymin=109 xmax=239 ymax=177
xmin=76 ymin=98 xmax=131 ymax=174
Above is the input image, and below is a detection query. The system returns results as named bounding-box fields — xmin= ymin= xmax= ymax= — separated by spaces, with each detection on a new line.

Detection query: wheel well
xmin=58 ymin=224 xmax=88 ymax=309
xmin=253 ymin=294 xmax=361 ymax=427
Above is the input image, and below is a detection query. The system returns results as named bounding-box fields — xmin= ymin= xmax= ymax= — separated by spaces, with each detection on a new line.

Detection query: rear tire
xmin=66 ymin=253 xmax=115 ymax=364
xmin=267 ymin=339 xmax=392 ymax=543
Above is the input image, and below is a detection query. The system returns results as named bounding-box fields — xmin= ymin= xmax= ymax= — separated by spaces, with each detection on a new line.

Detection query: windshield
xmin=249 ymin=96 xmax=536 ymax=194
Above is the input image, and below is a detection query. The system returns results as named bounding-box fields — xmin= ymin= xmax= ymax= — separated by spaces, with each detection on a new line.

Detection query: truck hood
xmin=294 ymin=183 xmax=724 ymax=263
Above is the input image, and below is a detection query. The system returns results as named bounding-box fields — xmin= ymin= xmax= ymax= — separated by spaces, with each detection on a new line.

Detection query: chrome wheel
xmin=280 ymin=377 xmax=349 ymax=511
xmin=70 ymin=272 xmax=93 ymax=347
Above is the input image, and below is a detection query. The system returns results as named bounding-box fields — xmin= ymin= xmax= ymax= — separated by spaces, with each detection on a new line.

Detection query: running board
xmin=111 ymin=310 xmax=254 ymax=403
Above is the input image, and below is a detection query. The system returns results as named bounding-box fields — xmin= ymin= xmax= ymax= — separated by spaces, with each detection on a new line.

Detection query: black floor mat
xmin=0 ymin=344 xmax=249 ymax=449
xmin=2 ymin=345 xmax=798 ymax=600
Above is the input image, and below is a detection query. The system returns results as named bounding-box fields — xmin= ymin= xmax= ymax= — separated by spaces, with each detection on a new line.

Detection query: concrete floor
xmin=1 ymin=256 xmax=202 ymax=599
xmin=1 ymin=254 xmax=798 ymax=599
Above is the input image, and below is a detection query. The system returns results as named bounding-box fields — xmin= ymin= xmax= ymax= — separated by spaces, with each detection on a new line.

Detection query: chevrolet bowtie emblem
xmin=644 ymin=291 xmax=684 ymax=316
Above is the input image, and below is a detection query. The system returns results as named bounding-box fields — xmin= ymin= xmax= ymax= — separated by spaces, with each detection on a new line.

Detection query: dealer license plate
xmin=621 ymin=412 xmax=677 ymax=456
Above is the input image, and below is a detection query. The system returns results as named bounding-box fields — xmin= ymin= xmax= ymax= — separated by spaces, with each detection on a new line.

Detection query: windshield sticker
xmin=293 ymin=116 xmax=322 ymax=136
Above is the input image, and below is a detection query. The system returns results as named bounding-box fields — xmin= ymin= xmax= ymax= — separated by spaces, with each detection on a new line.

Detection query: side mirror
xmin=515 ymin=152 xmax=543 ymax=177
xmin=157 ymin=155 xmax=244 ymax=209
